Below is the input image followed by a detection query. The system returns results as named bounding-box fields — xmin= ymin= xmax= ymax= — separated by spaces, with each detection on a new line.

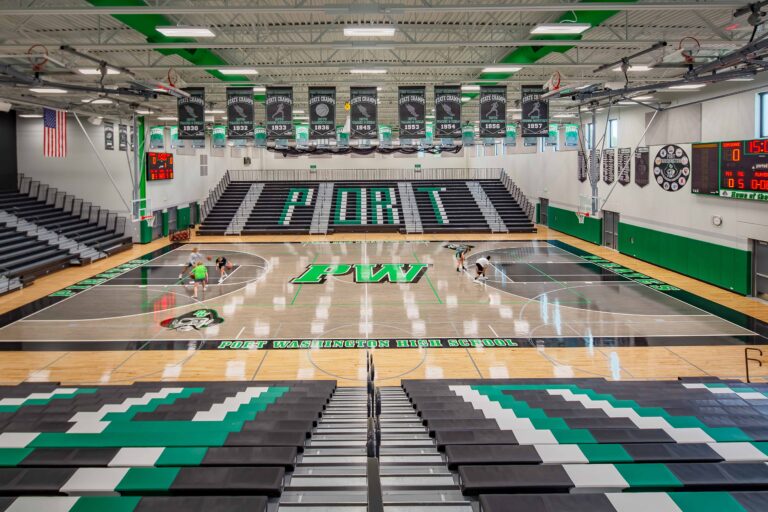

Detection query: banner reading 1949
xmin=479 ymin=85 xmax=507 ymax=138
xmin=350 ymin=86 xmax=378 ymax=140
xmin=265 ymin=86 xmax=293 ymax=140
xmin=434 ymin=85 xmax=462 ymax=139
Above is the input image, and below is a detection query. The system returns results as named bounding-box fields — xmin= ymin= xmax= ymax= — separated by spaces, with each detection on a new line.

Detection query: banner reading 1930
xmin=177 ymin=87 xmax=205 ymax=140
xmin=350 ymin=86 xmax=378 ymax=139
xmin=479 ymin=85 xmax=507 ymax=138
xmin=434 ymin=85 xmax=462 ymax=139
xmin=309 ymin=87 xmax=336 ymax=139
xmin=226 ymin=88 xmax=254 ymax=139
xmin=265 ymin=86 xmax=293 ymax=140
xmin=398 ymin=86 xmax=426 ymax=139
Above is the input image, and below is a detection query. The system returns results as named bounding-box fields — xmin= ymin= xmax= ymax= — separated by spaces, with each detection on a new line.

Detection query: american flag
xmin=43 ymin=107 xmax=67 ymax=158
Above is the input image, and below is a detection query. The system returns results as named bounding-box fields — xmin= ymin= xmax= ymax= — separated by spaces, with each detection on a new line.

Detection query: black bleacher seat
xmin=0 ymin=222 xmax=70 ymax=282
xmin=0 ymin=191 xmax=131 ymax=256
xmin=412 ymin=180 xmax=490 ymax=232
xmin=243 ymin=182 xmax=319 ymax=234
xmin=328 ymin=181 xmax=403 ymax=232
xmin=197 ymin=182 xmax=252 ymax=235
xmin=478 ymin=180 xmax=535 ymax=232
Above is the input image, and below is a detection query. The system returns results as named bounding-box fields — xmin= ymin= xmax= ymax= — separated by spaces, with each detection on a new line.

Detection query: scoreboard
xmin=146 ymin=152 xmax=174 ymax=181
xmin=692 ymin=139 xmax=768 ymax=202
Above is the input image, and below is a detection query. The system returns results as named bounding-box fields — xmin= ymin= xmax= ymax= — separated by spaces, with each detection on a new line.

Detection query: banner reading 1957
xmin=479 ymin=85 xmax=507 ymax=138
xmin=350 ymin=86 xmax=378 ymax=139
xmin=177 ymin=87 xmax=205 ymax=140
xmin=309 ymin=87 xmax=336 ymax=139
xmin=226 ymin=88 xmax=255 ymax=139
xmin=521 ymin=84 xmax=549 ymax=138
xmin=434 ymin=85 xmax=462 ymax=139
xmin=265 ymin=86 xmax=293 ymax=140
xmin=398 ymin=86 xmax=426 ymax=139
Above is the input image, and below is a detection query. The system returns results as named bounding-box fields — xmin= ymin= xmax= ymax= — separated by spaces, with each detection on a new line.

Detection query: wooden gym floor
xmin=0 ymin=226 xmax=765 ymax=386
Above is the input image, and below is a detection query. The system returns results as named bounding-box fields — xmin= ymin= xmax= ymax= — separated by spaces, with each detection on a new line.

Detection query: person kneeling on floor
xmin=474 ymin=255 xmax=491 ymax=282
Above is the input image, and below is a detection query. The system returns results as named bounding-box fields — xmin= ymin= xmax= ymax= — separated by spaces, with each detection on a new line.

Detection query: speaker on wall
xmin=243 ymin=157 xmax=251 ymax=166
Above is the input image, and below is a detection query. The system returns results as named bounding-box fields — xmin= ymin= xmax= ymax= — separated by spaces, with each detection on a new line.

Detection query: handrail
xmin=745 ymin=348 xmax=764 ymax=383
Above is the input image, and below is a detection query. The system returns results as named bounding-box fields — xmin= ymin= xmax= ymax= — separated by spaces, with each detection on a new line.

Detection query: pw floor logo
xmin=291 ymin=263 xmax=429 ymax=284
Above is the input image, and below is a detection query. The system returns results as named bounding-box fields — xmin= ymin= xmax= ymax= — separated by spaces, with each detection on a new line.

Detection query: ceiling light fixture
xmin=29 ymin=87 xmax=68 ymax=94
xmin=344 ymin=26 xmax=396 ymax=37
xmin=667 ymin=83 xmax=706 ymax=90
xmin=19 ymin=114 xmax=42 ymax=118
xmin=253 ymin=86 xmax=266 ymax=93
xmin=482 ymin=66 xmax=522 ymax=73
xmin=157 ymin=116 xmax=177 ymax=121
xmin=612 ymin=65 xmax=652 ymax=72
xmin=78 ymin=67 xmax=120 ymax=75
xmin=205 ymin=109 xmax=225 ymax=114
xmin=217 ymin=68 xmax=258 ymax=75
xmin=135 ymin=110 xmax=154 ymax=115
xmin=156 ymin=26 xmax=215 ymax=38
xmin=349 ymin=68 xmax=387 ymax=74
xmin=81 ymin=98 xmax=113 ymax=104
xmin=633 ymin=95 xmax=653 ymax=100
xmin=531 ymin=23 xmax=591 ymax=35
xmin=461 ymin=85 xmax=481 ymax=91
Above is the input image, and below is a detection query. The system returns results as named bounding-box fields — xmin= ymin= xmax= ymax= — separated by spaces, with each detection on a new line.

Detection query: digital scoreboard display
xmin=692 ymin=139 xmax=768 ymax=202
xmin=146 ymin=152 xmax=174 ymax=181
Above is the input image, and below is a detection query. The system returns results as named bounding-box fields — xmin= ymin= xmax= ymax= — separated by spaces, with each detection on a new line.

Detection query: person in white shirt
xmin=474 ymin=255 xmax=491 ymax=282
xmin=179 ymin=247 xmax=205 ymax=279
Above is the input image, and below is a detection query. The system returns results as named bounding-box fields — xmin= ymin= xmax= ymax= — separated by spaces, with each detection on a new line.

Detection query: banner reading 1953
xmin=398 ymin=86 xmax=426 ymax=139
xmin=226 ymin=88 xmax=254 ymax=139
xmin=434 ymin=85 xmax=462 ymax=139
xmin=309 ymin=87 xmax=336 ymax=139
xmin=479 ymin=85 xmax=507 ymax=138
xmin=265 ymin=86 xmax=293 ymax=140
xmin=177 ymin=87 xmax=205 ymax=140
xmin=350 ymin=86 xmax=378 ymax=139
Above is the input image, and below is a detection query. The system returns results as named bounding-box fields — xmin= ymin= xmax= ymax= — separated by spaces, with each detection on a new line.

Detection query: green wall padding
xmin=547 ymin=206 xmax=602 ymax=245
xmin=618 ymin=223 xmax=751 ymax=295
xmin=161 ymin=211 xmax=169 ymax=237
xmin=177 ymin=207 xmax=191 ymax=228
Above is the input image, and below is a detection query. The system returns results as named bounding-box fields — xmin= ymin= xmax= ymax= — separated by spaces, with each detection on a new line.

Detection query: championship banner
xmin=254 ymin=125 xmax=267 ymax=148
xmin=505 ymin=124 xmax=517 ymax=147
xmin=479 ymin=85 xmax=507 ymax=138
xmin=602 ymin=149 xmax=616 ymax=184
xmin=296 ymin=124 xmax=309 ymax=147
xmin=118 ymin=124 xmax=127 ymax=151
xmin=149 ymin=126 xmax=164 ymax=149
xmin=226 ymin=88 xmax=254 ymax=139
xmin=634 ymin=146 xmax=650 ymax=187
xmin=618 ymin=147 xmax=632 ymax=185
xmin=564 ymin=124 xmax=579 ymax=147
xmin=462 ymin=123 xmax=475 ymax=146
xmin=521 ymin=84 xmax=549 ymax=138
xmin=578 ymin=150 xmax=587 ymax=182
xmin=434 ymin=86 xmax=461 ymax=139
xmin=379 ymin=125 xmax=392 ymax=148
xmin=398 ymin=86 xmax=426 ymax=139
xmin=170 ymin=126 xmax=180 ymax=148
xmin=350 ymin=87 xmax=378 ymax=139
xmin=104 ymin=121 xmax=114 ymax=150
xmin=546 ymin=123 xmax=559 ymax=146
xmin=177 ymin=87 xmax=205 ymax=140
xmin=309 ymin=87 xmax=336 ymax=139
xmin=265 ymin=86 xmax=293 ymax=140
xmin=212 ymin=125 xmax=226 ymax=148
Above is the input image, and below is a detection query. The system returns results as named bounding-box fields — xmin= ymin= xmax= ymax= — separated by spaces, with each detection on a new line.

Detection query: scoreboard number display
xmin=146 ymin=152 xmax=173 ymax=181
xmin=692 ymin=139 xmax=768 ymax=202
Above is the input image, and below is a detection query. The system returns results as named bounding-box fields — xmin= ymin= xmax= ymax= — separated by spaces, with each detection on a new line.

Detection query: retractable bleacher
xmin=243 ymin=181 xmax=319 ymax=234
xmin=196 ymin=182 xmax=252 ymax=235
xmin=401 ymin=378 xmax=768 ymax=512
xmin=0 ymin=381 xmax=335 ymax=512
xmin=0 ymin=221 xmax=70 ymax=284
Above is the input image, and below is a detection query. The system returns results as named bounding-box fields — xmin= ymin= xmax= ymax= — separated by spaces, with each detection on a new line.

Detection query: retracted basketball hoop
xmin=577 ymin=194 xmax=598 ymax=224
xmin=27 ymin=45 xmax=49 ymax=73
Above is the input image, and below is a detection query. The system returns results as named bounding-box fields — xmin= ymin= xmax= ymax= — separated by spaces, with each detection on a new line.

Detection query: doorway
xmin=754 ymin=239 xmax=768 ymax=300
xmin=539 ymin=198 xmax=549 ymax=226
xmin=602 ymin=210 xmax=620 ymax=250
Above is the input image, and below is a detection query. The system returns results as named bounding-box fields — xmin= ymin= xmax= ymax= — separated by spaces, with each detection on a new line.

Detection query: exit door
xmin=754 ymin=240 xmax=768 ymax=300
xmin=603 ymin=210 xmax=619 ymax=249
xmin=539 ymin=198 xmax=549 ymax=225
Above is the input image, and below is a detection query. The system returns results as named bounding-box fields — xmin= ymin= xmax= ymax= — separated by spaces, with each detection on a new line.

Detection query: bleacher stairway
xmin=199 ymin=175 xmax=535 ymax=236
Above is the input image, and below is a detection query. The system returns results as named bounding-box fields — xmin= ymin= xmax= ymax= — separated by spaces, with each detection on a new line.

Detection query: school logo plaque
xmin=161 ymin=309 xmax=224 ymax=331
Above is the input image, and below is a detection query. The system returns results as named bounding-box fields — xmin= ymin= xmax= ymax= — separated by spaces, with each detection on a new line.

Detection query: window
xmin=608 ymin=119 xmax=618 ymax=148
xmin=760 ymin=92 xmax=768 ymax=138
xmin=584 ymin=123 xmax=595 ymax=149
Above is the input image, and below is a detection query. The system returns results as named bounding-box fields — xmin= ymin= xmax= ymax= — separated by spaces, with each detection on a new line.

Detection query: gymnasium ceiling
xmin=0 ymin=0 xmax=763 ymax=125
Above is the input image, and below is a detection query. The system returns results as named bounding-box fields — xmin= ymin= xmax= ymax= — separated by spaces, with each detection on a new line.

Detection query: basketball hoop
xmin=544 ymin=70 xmax=562 ymax=93
xmin=26 ymin=45 xmax=49 ymax=73
xmin=576 ymin=210 xmax=590 ymax=224
xmin=678 ymin=37 xmax=701 ymax=65
xmin=167 ymin=67 xmax=180 ymax=88
xmin=140 ymin=214 xmax=155 ymax=228
xmin=577 ymin=194 xmax=600 ymax=224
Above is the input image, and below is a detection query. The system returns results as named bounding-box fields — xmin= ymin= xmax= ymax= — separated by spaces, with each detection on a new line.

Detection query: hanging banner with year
xmin=350 ymin=87 xmax=378 ymax=140
xmin=177 ymin=87 xmax=205 ymax=140
xmin=578 ymin=150 xmax=587 ymax=182
xmin=398 ymin=86 xmax=426 ymax=139
xmin=434 ymin=85 xmax=462 ymax=139
xmin=103 ymin=122 xmax=114 ymax=150
xmin=634 ymin=146 xmax=650 ymax=187
xmin=479 ymin=85 xmax=506 ymax=138
xmin=118 ymin=124 xmax=127 ymax=151
xmin=226 ymin=88 xmax=254 ymax=139
xmin=603 ymin=149 xmax=616 ymax=184
xmin=521 ymin=84 xmax=549 ymax=138
xmin=265 ymin=86 xmax=293 ymax=140
xmin=309 ymin=86 xmax=336 ymax=140
xmin=618 ymin=147 xmax=632 ymax=185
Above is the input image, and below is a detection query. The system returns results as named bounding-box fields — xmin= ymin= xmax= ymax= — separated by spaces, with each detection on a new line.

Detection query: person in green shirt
xmin=189 ymin=261 xmax=208 ymax=299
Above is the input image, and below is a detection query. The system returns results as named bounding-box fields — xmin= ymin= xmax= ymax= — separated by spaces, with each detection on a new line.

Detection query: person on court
xmin=215 ymin=255 xmax=230 ymax=283
xmin=455 ymin=245 xmax=469 ymax=272
xmin=474 ymin=255 xmax=491 ymax=282
xmin=189 ymin=261 xmax=208 ymax=299
xmin=180 ymin=247 xmax=205 ymax=280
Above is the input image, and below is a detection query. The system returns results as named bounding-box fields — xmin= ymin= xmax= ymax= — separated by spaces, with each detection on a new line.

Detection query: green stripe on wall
xmin=547 ymin=205 xmax=602 ymax=245
xmin=618 ymin=222 xmax=751 ymax=295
